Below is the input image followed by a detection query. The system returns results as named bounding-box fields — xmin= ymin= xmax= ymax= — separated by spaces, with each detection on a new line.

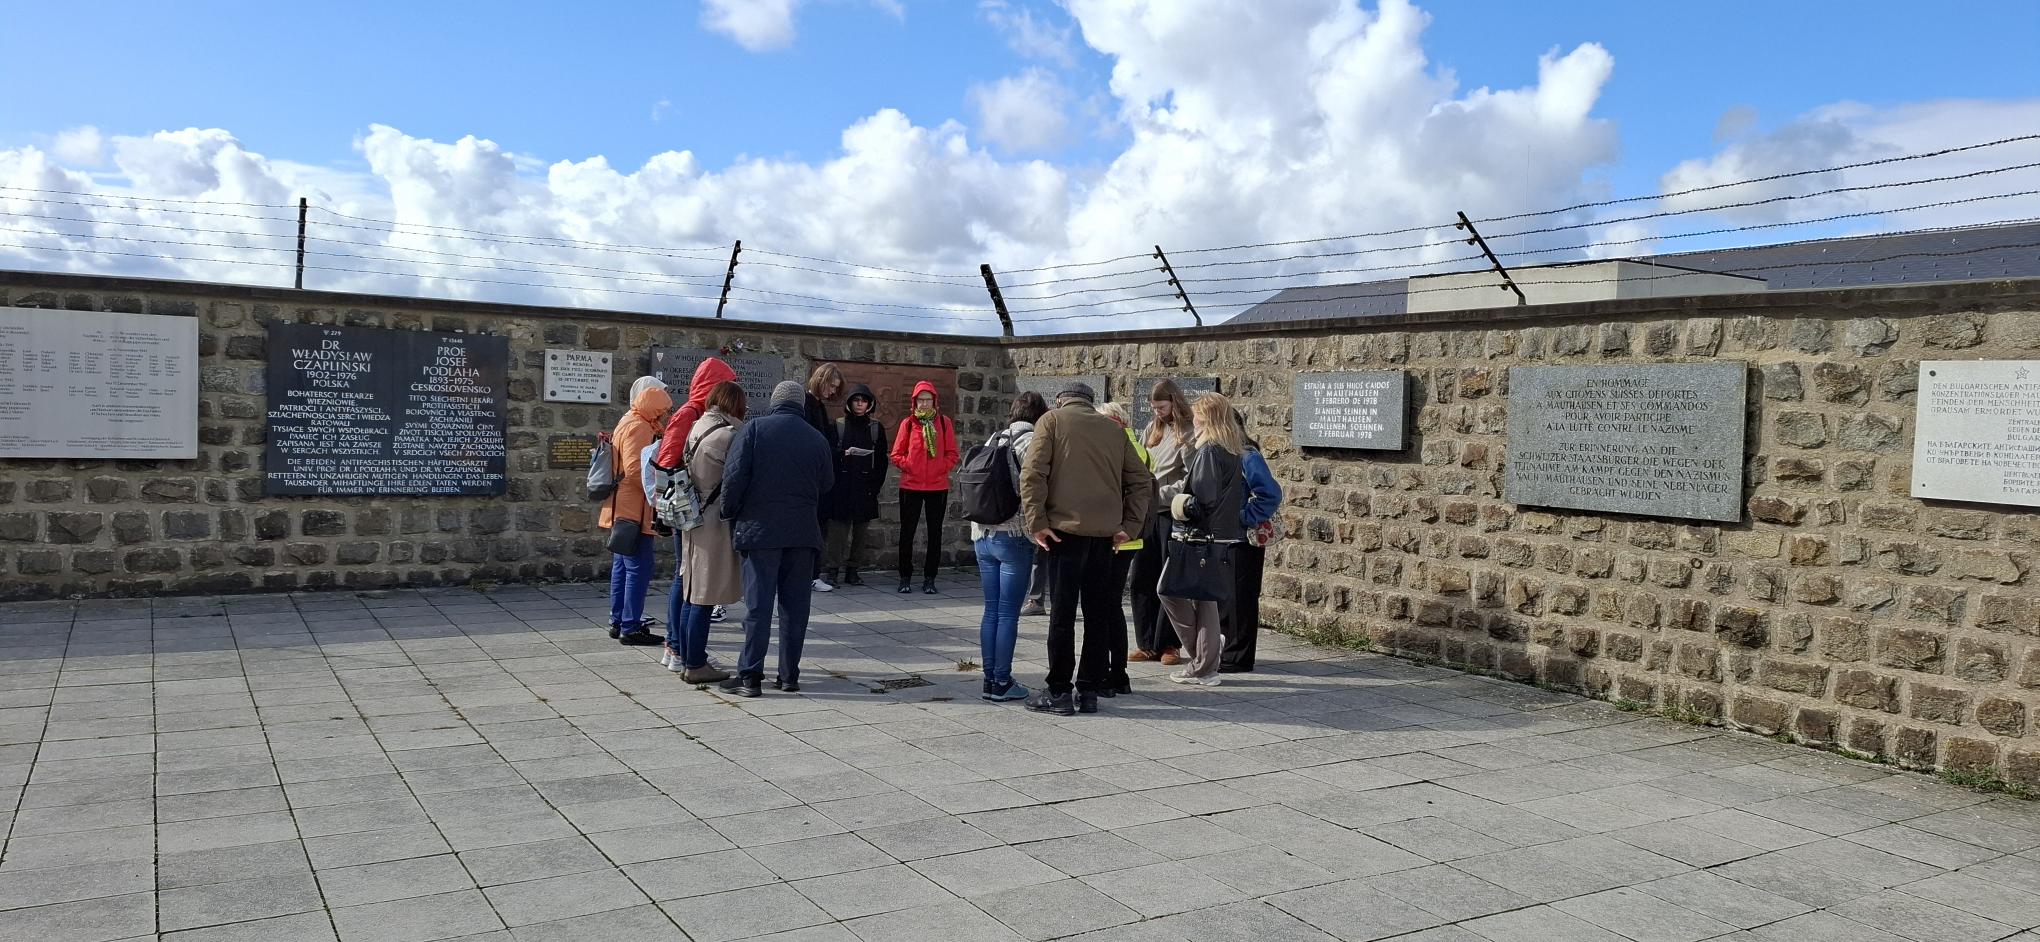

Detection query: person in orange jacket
xmin=602 ymin=379 xmax=672 ymax=645
xmin=889 ymin=380 xmax=960 ymax=594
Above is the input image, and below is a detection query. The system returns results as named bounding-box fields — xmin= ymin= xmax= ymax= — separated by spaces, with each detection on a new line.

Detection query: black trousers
xmin=1024 ymin=549 xmax=1051 ymax=606
xmin=1128 ymin=514 xmax=1179 ymax=654
xmin=1220 ymin=543 xmax=1267 ymax=671
xmin=897 ymin=488 xmax=948 ymax=580
xmin=1105 ymin=549 xmax=1133 ymax=687
xmin=1045 ymin=532 xmax=1115 ymax=694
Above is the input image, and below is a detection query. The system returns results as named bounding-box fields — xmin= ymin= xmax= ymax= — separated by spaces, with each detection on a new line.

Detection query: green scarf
xmin=915 ymin=409 xmax=937 ymax=458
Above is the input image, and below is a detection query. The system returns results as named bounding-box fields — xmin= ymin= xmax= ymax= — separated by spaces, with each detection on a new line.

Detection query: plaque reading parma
xmin=1911 ymin=360 xmax=2040 ymax=508
xmin=1293 ymin=371 xmax=1406 ymax=449
xmin=1506 ymin=363 xmax=1746 ymax=522
xmin=265 ymin=324 xmax=508 ymax=496
xmin=0 ymin=306 xmax=198 ymax=459
xmin=544 ymin=349 xmax=613 ymax=404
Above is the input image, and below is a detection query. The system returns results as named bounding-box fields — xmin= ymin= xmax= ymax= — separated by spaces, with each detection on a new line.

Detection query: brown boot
xmin=1159 ymin=649 xmax=1182 ymax=666
xmin=682 ymin=665 xmax=731 ymax=684
xmin=1128 ymin=649 xmax=1156 ymax=662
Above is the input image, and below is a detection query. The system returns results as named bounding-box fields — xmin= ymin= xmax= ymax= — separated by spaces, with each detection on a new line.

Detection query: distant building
xmin=1224 ymin=220 xmax=2040 ymax=325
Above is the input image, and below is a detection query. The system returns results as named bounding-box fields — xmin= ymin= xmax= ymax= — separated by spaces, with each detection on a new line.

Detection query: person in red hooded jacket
xmin=655 ymin=357 xmax=738 ymax=651
xmin=889 ymin=380 xmax=959 ymax=594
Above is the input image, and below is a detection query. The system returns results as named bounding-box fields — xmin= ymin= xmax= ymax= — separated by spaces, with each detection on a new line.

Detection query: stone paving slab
xmin=1 ymin=578 xmax=2037 ymax=941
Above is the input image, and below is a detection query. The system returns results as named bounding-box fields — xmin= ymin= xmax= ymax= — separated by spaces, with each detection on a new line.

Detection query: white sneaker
xmin=658 ymin=651 xmax=672 ymax=668
xmin=1196 ymin=675 xmax=1223 ymax=687
xmin=666 ymin=656 xmax=686 ymax=673
xmin=812 ymin=578 xmax=835 ymax=593
xmin=710 ymin=606 xmax=728 ymax=623
xmin=1168 ymin=671 xmax=1198 ymax=685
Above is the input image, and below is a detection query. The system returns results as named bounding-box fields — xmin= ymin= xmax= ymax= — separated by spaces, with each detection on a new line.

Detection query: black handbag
xmin=1159 ymin=538 xmax=1235 ymax=603
xmin=606 ymin=518 xmax=642 ymax=555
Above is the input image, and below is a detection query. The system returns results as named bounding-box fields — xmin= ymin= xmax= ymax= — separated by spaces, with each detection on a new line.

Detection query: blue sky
xmin=2 ymin=0 xmax=2037 ymax=331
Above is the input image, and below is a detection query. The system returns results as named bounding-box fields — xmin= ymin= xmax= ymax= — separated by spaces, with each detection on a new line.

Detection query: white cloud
xmin=700 ymin=0 xmax=802 ymax=51
xmin=50 ymin=126 xmax=105 ymax=166
xmin=651 ymin=99 xmax=674 ymax=123
xmin=970 ymin=68 xmax=1073 ymax=153
xmin=10 ymin=0 xmax=2033 ymax=334
xmin=981 ymin=0 xmax=1076 ymax=66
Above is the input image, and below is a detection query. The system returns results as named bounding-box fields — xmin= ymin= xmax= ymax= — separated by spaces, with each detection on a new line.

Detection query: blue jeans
xmin=974 ymin=533 xmax=1033 ymax=687
xmin=674 ymin=602 xmax=714 ymax=669
xmin=738 ymin=547 xmax=817 ymax=683
xmin=608 ymin=532 xmax=657 ymax=633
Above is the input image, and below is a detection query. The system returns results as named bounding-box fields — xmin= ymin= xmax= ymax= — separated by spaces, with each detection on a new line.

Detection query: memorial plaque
xmin=0 ymin=306 xmax=197 ymax=459
xmin=1911 ymin=360 xmax=2040 ymax=508
xmin=1132 ymin=376 xmax=1218 ymax=431
xmin=824 ymin=362 xmax=958 ymax=422
xmin=549 ymin=434 xmax=597 ymax=470
xmin=649 ymin=347 xmax=785 ymax=417
xmin=1293 ymin=371 xmax=1407 ymax=449
xmin=1016 ymin=374 xmax=1108 ymax=404
xmin=264 ymin=324 xmax=508 ymax=496
xmin=1506 ymin=363 xmax=1746 ymax=522
xmin=544 ymin=349 xmax=613 ymax=404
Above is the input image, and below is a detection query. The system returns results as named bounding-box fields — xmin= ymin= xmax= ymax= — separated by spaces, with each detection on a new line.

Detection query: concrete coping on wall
xmin=5 ymin=268 xmax=2037 ymax=349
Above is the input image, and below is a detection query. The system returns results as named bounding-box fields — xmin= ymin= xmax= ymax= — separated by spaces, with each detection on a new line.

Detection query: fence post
xmin=980 ymin=264 xmax=1014 ymax=337
xmin=293 ymin=197 xmax=307 ymax=290
xmin=1152 ymin=244 xmax=1201 ymax=327
xmin=1454 ymin=211 xmax=1526 ymax=305
xmin=714 ymin=240 xmax=742 ymax=319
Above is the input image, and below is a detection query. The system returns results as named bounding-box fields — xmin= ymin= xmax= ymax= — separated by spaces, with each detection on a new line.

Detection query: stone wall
xmin=0 ymin=273 xmax=1008 ymax=601
xmin=1008 ymin=279 xmax=2040 ymax=786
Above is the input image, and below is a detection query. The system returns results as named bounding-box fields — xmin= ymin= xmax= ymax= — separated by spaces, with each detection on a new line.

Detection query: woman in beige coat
xmin=670 ymin=381 xmax=747 ymax=683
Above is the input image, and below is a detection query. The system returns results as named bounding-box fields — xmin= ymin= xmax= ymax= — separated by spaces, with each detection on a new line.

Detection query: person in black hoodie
xmin=804 ymin=363 xmax=845 ymax=590
xmin=824 ymin=384 xmax=888 ymax=586
xmin=1157 ymin=392 xmax=1246 ymax=687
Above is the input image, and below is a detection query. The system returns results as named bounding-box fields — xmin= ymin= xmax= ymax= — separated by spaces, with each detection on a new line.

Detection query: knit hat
xmin=771 ymin=380 xmax=806 ymax=410
xmin=1056 ymin=381 xmax=1096 ymax=404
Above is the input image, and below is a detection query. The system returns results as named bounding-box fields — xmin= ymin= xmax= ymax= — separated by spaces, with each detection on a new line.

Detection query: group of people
xmin=599 ymin=357 xmax=1279 ymax=710
xmin=975 ymin=380 xmax=1280 ymax=715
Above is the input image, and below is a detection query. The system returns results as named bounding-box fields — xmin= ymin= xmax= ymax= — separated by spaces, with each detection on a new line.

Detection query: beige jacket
xmin=679 ymin=411 xmax=743 ymax=605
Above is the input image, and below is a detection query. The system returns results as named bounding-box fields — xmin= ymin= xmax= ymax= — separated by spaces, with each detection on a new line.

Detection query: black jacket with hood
xmin=829 ymin=384 xmax=889 ymax=522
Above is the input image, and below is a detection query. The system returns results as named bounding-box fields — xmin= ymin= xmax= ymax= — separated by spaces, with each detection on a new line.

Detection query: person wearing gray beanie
xmin=715 ymin=376 xmax=837 ymax=697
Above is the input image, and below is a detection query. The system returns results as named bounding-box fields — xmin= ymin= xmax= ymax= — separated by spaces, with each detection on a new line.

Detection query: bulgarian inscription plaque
xmin=1506 ymin=363 xmax=1746 ymax=522
xmin=265 ymin=324 xmax=508 ymax=496
xmin=1293 ymin=371 xmax=1406 ymax=449
xmin=1911 ymin=360 xmax=2040 ymax=508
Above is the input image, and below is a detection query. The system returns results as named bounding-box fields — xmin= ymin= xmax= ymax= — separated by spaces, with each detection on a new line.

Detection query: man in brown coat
xmin=1019 ymin=382 xmax=1153 ymax=715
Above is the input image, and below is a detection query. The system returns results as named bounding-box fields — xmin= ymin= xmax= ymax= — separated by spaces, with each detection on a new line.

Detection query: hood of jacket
xmin=630 ymin=383 xmax=673 ymax=424
xmin=687 ymin=357 xmax=737 ymax=411
xmin=844 ymin=383 xmax=877 ymax=416
xmin=910 ymin=380 xmax=940 ymax=412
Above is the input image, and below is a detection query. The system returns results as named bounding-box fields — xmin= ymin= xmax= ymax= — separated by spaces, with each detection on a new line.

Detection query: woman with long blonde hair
xmin=1156 ymin=392 xmax=1246 ymax=686
xmin=1129 ymin=379 xmax=1195 ymax=664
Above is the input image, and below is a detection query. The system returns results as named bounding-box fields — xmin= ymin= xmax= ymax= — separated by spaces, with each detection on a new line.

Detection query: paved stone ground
xmin=3 ymin=576 xmax=2039 ymax=942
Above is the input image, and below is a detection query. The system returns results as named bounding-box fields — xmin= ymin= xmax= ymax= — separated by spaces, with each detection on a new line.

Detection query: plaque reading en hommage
xmin=1911 ymin=360 xmax=2040 ymax=508
xmin=264 ymin=324 xmax=509 ymax=496
xmin=1293 ymin=371 xmax=1407 ymax=449
xmin=1505 ymin=363 xmax=1746 ymax=522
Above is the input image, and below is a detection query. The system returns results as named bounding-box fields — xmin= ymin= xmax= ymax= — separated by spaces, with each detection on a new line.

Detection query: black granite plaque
xmin=1132 ymin=376 xmax=1219 ymax=431
xmin=1293 ymin=371 xmax=1406 ymax=449
xmin=649 ymin=347 xmax=785 ymax=417
xmin=264 ymin=324 xmax=508 ymax=496
xmin=1505 ymin=363 xmax=1746 ymax=522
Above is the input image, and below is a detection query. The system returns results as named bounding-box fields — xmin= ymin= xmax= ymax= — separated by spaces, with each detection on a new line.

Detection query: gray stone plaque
xmin=1505 ymin=363 xmax=1746 ymax=522
xmin=649 ymin=347 xmax=786 ymax=417
xmin=1293 ymin=371 xmax=1406 ymax=449
xmin=1016 ymin=374 xmax=1107 ymax=404
xmin=1911 ymin=360 xmax=2040 ymax=508
xmin=1133 ymin=376 xmax=1218 ymax=431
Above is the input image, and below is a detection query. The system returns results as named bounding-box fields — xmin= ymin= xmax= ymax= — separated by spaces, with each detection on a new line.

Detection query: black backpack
xmin=958 ymin=429 xmax=1023 ymax=525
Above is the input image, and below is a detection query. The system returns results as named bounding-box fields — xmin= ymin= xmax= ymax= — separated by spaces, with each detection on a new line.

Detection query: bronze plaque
xmin=548 ymin=434 xmax=598 ymax=470
xmin=823 ymin=362 xmax=957 ymax=424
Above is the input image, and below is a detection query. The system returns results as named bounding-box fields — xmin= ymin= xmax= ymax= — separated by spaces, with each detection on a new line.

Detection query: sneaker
xmin=607 ymin=625 xmax=622 ymax=640
xmin=1019 ymin=600 xmax=1046 ymax=617
xmin=682 ymin=665 xmax=730 ymax=684
xmin=1077 ymin=691 xmax=1099 ymax=714
xmin=1159 ymin=650 xmax=1183 ymax=666
xmin=774 ymin=678 xmax=801 ymax=693
xmin=1195 ymin=674 xmax=1222 ymax=687
xmin=981 ymin=681 xmax=1030 ymax=702
xmin=618 ymin=632 xmax=663 ymax=647
xmin=843 ymin=570 xmax=865 ymax=586
xmin=720 ymin=675 xmax=762 ymax=698
xmin=1168 ymin=671 xmax=1199 ymax=685
xmin=658 ymin=650 xmax=673 ymax=668
xmin=922 ymin=579 xmax=938 ymax=595
xmin=666 ymin=654 xmax=686 ymax=673
xmin=812 ymin=578 xmax=835 ymax=593
xmin=898 ymin=580 xmax=914 ymax=594
xmin=1023 ymin=689 xmax=1075 ymax=716
xmin=710 ymin=606 xmax=728 ymax=623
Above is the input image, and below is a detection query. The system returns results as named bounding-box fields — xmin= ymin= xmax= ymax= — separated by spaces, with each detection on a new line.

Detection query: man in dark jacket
xmin=720 ymin=381 xmax=835 ymax=697
xmin=1018 ymin=382 xmax=1153 ymax=716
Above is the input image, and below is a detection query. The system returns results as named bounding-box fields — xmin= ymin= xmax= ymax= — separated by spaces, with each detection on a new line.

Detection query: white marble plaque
xmin=544 ymin=349 xmax=613 ymax=404
xmin=0 ymin=306 xmax=198 ymax=459
xmin=1293 ymin=371 xmax=1406 ymax=449
xmin=1911 ymin=360 xmax=2040 ymax=508
xmin=1506 ymin=363 xmax=1747 ymax=522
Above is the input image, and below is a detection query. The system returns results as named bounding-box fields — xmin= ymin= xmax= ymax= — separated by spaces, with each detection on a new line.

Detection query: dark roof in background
xmin=1224 ymin=220 xmax=2040 ymax=325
